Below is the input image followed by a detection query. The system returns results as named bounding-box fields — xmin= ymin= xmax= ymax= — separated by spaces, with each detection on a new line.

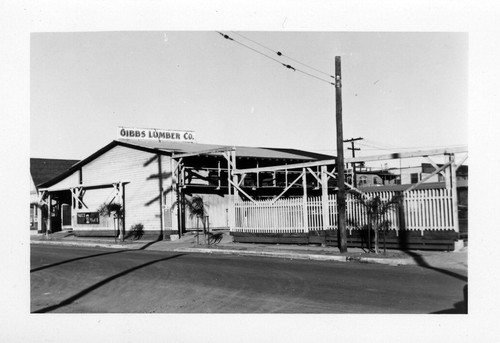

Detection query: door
xmin=61 ymin=204 xmax=72 ymax=229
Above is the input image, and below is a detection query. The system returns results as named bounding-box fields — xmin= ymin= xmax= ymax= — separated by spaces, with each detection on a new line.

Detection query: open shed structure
xmin=36 ymin=136 xmax=467 ymax=250
xmin=37 ymin=139 xmax=333 ymax=239
xmin=230 ymin=146 xmax=468 ymax=250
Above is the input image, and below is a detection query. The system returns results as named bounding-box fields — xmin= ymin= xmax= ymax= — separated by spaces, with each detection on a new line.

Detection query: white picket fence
xmin=233 ymin=188 xmax=455 ymax=233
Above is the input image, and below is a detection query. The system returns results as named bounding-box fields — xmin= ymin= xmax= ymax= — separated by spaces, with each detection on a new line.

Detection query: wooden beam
xmin=345 ymin=146 xmax=468 ymax=164
xmin=455 ymin=154 xmax=468 ymax=168
xmin=404 ymin=161 xmax=452 ymax=193
xmin=172 ymin=147 xmax=235 ymax=159
xmin=229 ymin=179 xmax=257 ymax=204
xmin=40 ymin=181 xmax=130 ymax=193
xmin=233 ymin=146 xmax=467 ymax=175
xmin=425 ymin=156 xmax=446 ymax=178
xmin=234 ymin=158 xmax=337 ymax=174
xmin=306 ymin=167 xmax=322 ymax=186
xmin=272 ymin=171 xmax=305 ymax=204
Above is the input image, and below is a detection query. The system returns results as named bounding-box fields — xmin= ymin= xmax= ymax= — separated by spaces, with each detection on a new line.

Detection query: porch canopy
xmin=38 ymin=181 xmax=129 ymax=233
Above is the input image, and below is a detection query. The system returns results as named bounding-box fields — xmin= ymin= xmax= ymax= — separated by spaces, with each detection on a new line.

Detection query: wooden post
xmin=335 ymin=56 xmax=348 ymax=253
xmin=37 ymin=194 xmax=43 ymax=233
xmin=70 ymin=188 xmax=74 ymax=229
xmin=121 ymin=183 xmax=126 ymax=242
xmin=46 ymin=193 xmax=52 ymax=235
xmin=449 ymin=154 xmax=460 ymax=233
xmin=170 ymin=157 xmax=179 ymax=240
xmin=157 ymin=154 xmax=164 ymax=240
xmin=302 ymin=168 xmax=309 ymax=233
xmin=229 ymin=150 xmax=237 ymax=230
xmin=321 ymin=166 xmax=330 ymax=245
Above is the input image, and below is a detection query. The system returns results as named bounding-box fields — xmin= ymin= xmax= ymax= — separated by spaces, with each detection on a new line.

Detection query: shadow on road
xmin=32 ymin=253 xmax=185 ymax=313
xmin=402 ymin=250 xmax=467 ymax=282
xmin=31 ymin=238 xmax=166 ymax=273
xmin=30 ymin=249 xmax=130 ymax=273
xmin=430 ymin=284 xmax=468 ymax=314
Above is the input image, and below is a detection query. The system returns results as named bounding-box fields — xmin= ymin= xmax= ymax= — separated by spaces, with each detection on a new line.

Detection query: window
xmin=358 ymin=176 xmax=368 ymax=186
xmin=411 ymin=173 xmax=420 ymax=184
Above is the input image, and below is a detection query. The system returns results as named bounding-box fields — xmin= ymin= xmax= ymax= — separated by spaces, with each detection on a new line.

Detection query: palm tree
xmin=347 ymin=191 xmax=401 ymax=254
xmin=97 ymin=202 xmax=124 ymax=241
xmin=172 ymin=195 xmax=208 ymax=244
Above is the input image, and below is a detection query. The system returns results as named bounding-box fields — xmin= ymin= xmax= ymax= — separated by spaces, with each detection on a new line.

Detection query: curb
xmin=30 ymin=240 xmax=139 ymax=250
xmin=31 ymin=240 xmax=413 ymax=267
xmin=173 ymin=247 xmax=349 ymax=262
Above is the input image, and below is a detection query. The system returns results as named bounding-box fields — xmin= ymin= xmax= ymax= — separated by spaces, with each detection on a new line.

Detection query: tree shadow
xmin=32 ymin=253 xmax=185 ymax=313
xmin=208 ymin=232 xmax=224 ymax=245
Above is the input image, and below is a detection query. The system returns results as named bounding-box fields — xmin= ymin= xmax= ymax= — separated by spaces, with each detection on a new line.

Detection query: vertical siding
xmin=77 ymin=146 xmax=171 ymax=233
xmin=49 ymin=170 xmax=80 ymax=189
xmin=183 ymin=193 xmax=230 ymax=230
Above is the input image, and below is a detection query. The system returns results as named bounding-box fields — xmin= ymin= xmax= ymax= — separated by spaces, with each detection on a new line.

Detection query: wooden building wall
xmin=46 ymin=145 xmax=172 ymax=237
xmin=82 ymin=145 xmax=171 ymax=236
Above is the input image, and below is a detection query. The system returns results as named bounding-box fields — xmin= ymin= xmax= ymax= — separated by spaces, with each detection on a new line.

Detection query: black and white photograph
xmin=2 ymin=1 xmax=499 ymax=342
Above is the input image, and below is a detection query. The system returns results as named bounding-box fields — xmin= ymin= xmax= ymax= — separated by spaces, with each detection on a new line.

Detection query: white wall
xmin=50 ymin=145 xmax=171 ymax=234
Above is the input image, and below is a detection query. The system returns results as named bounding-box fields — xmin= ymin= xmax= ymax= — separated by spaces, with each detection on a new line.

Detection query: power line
xmin=217 ymin=32 xmax=335 ymax=86
xmin=231 ymin=31 xmax=335 ymax=79
xmin=362 ymin=138 xmax=467 ymax=151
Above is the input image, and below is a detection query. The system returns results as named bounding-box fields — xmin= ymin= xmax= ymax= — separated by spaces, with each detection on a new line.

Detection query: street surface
xmin=31 ymin=245 xmax=467 ymax=313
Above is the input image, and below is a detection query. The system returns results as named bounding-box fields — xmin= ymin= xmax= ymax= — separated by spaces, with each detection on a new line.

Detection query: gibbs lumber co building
xmin=37 ymin=127 xmax=332 ymax=240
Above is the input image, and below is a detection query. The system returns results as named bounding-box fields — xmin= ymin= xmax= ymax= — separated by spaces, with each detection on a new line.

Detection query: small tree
xmin=172 ymin=195 xmax=208 ymax=244
xmin=348 ymin=191 xmax=400 ymax=254
xmin=97 ymin=202 xmax=124 ymax=240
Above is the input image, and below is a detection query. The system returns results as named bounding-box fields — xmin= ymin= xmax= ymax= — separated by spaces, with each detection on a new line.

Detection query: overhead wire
xmin=362 ymin=139 xmax=466 ymax=151
xmin=231 ymin=31 xmax=336 ymax=79
xmin=217 ymin=32 xmax=335 ymax=86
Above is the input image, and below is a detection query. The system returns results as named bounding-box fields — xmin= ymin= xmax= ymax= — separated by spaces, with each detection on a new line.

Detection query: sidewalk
xmin=30 ymin=230 xmax=468 ymax=271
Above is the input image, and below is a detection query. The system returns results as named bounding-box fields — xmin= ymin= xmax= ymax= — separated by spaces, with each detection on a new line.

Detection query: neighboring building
xmin=352 ymin=162 xmax=468 ymax=188
xmin=354 ymin=169 xmax=399 ymax=188
xmin=38 ymin=139 xmax=332 ymax=239
xmin=30 ymin=158 xmax=79 ymax=232
xmin=400 ymin=163 xmax=468 ymax=185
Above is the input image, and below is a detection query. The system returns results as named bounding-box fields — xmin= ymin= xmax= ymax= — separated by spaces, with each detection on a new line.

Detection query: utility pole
xmin=335 ymin=56 xmax=348 ymax=253
xmin=344 ymin=137 xmax=363 ymax=187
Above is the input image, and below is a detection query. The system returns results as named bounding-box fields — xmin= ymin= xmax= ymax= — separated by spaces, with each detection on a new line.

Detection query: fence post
xmin=449 ymin=154 xmax=460 ymax=233
xmin=302 ymin=169 xmax=309 ymax=233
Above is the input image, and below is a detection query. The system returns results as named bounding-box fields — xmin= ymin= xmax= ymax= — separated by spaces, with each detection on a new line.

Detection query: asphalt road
xmin=30 ymin=245 xmax=467 ymax=313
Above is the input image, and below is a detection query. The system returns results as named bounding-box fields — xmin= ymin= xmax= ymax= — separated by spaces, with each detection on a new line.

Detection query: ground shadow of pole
xmin=397 ymin=195 xmax=467 ymax=313
xmin=30 ymin=249 xmax=130 ymax=273
xmin=32 ymin=253 xmax=185 ymax=313
xmin=430 ymin=284 xmax=468 ymax=314
xmin=397 ymin=193 xmax=466 ymax=281
xmin=31 ymin=237 xmax=169 ymax=273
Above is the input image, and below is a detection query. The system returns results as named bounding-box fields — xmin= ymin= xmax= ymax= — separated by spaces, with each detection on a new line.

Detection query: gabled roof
xmin=30 ymin=158 xmax=79 ymax=188
xmin=38 ymin=140 xmax=334 ymax=188
xmin=117 ymin=139 xmax=333 ymax=160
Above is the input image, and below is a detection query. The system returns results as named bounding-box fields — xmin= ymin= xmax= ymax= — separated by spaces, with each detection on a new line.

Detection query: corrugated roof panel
xmin=116 ymin=139 xmax=333 ymax=160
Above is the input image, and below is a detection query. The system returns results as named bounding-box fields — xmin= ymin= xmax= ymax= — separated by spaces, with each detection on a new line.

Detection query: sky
xmin=30 ymin=31 xmax=468 ymax=167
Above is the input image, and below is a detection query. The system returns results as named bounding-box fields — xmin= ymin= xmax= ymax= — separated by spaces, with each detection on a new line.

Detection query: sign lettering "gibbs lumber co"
xmin=117 ymin=127 xmax=196 ymax=143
